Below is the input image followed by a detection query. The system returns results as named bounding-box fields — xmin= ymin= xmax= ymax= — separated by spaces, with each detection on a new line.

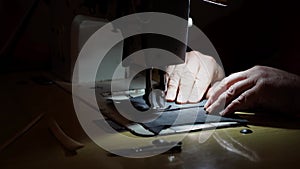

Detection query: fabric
xmin=130 ymin=96 xmax=248 ymax=134
xmin=142 ymin=107 xmax=248 ymax=134
xmin=105 ymin=96 xmax=248 ymax=135
xmin=130 ymin=96 xmax=207 ymax=111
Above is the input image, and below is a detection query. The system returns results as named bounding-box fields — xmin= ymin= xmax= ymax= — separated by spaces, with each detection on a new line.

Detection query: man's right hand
xmin=204 ymin=66 xmax=300 ymax=116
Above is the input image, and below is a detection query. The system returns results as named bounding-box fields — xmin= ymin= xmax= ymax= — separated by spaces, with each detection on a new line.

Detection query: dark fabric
xmin=130 ymin=96 xmax=207 ymax=111
xmin=142 ymin=107 xmax=248 ymax=134
xmin=129 ymin=96 xmax=247 ymax=134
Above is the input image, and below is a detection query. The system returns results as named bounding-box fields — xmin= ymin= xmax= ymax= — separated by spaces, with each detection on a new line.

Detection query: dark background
xmin=0 ymin=0 xmax=299 ymax=76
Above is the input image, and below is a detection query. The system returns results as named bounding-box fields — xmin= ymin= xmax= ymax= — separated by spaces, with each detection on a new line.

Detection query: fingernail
xmin=204 ymin=108 xmax=209 ymax=114
xmin=176 ymin=98 xmax=187 ymax=104
xmin=176 ymin=95 xmax=188 ymax=104
xmin=206 ymin=107 xmax=211 ymax=113
xmin=204 ymin=101 xmax=209 ymax=108
xmin=219 ymin=109 xmax=226 ymax=116
xmin=165 ymin=94 xmax=174 ymax=101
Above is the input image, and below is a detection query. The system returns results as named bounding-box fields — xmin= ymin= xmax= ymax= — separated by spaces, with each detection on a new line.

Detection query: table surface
xmin=0 ymin=71 xmax=300 ymax=169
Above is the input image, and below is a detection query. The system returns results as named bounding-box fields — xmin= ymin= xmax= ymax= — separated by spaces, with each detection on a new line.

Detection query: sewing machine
xmin=117 ymin=0 xmax=190 ymax=109
xmin=2 ymin=0 xmax=300 ymax=168
xmin=72 ymin=0 xmax=189 ymax=100
xmin=63 ymin=0 xmax=249 ymax=141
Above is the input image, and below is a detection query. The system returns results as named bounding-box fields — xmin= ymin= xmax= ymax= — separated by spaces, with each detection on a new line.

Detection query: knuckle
xmin=187 ymin=51 xmax=200 ymax=60
xmin=216 ymin=66 xmax=225 ymax=80
xmin=205 ymin=54 xmax=214 ymax=61
xmin=221 ymin=77 xmax=230 ymax=88
xmin=232 ymin=99 xmax=242 ymax=106
xmin=253 ymin=65 xmax=263 ymax=71
xmin=257 ymin=79 xmax=268 ymax=90
xmin=219 ymin=91 xmax=231 ymax=103
xmin=252 ymin=65 xmax=267 ymax=74
xmin=168 ymin=83 xmax=177 ymax=89
xmin=249 ymin=66 xmax=268 ymax=79
xmin=224 ymin=93 xmax=232 ymax=103
xmin=237 ymin=93 xmax=247 ymax=103
xmin=203 ymin=55 xmax=216 ymax=65
xmin=190 ymin=50 xmax=201 ymax=56
xmin=168 ymin=77 xmax=179 ymax=86
xmin=236 ymin=90 xmax=254 ymax=108
xmin=230 ymin=99 xmax=242 ymax=110
xmin=219 ymin=92 xmax=227 ymax=101
xmin=169 ymin=74 xmax=177 ymax=81
xmin=227 ymin=86 xmax=235 ymax=96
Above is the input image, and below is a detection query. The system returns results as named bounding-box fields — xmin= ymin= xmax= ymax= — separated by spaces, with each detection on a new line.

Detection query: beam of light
xmin=202 ymin=0 xmax=228 ymax=7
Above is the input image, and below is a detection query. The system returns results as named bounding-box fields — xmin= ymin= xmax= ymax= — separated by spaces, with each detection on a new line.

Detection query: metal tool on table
xmin=108 ymin=139 xmax=182 ymax=157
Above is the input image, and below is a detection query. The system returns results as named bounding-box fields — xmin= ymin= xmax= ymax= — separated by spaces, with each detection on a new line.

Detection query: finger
xmin=205 ymin=79 xmax=255 ymax=114
xmin=214 ymin=64 xmax=225 ymax=82
xmin=219 ymin=86 xmax=258 ymax=116
xmin=165 ymin=65 xmax=175 ymax=78
xmin=188 ymin=78 xmax=210 ymax=103
xmin=165 ymin=65 xmax=175 ymax=85
xmin=188 ymin=62 xmax=211 ymax=103
xmin=165 ymin=64 xmax=184 ymax=101
xmin=175 ymin=53 xmax=200 ymax=103
xmin=205 ymin=64 xmax=225 ymax=99
xmin=206 ymin=81 xmax=220 ymax=99
xmin=176 ymin=68 xmax=196 ymax=103
xmin=187 ymin=52 xmax=216 ymax=103
xmin=204 ymin=71 xmax=247 ymax=109
xmin=185 ymin=52 xmax=201 ymax=74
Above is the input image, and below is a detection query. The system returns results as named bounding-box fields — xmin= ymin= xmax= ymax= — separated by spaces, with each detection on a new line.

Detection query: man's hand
xmin=165 ymin=51 xmax=224 ymax=103
xmin=204 ymin=66 xmax=300 ymax=116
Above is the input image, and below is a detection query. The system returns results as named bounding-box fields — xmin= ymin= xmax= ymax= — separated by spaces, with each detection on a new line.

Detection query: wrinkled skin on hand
xmin=204 ymin=66 xmax=300 ymax=116
xmin=165 ymin=51 xmax=225 ymax=104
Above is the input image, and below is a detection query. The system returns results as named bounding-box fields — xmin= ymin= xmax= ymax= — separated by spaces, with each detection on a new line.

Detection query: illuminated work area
xmin=1 ymin=0 xmax=299 ymax=169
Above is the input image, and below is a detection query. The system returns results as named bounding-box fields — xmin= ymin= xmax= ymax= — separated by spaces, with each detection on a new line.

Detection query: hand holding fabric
xmin=204 ymin=66 xmax=300 ymax=116
xmin=165 ymin=51 xmax=225 ymax=103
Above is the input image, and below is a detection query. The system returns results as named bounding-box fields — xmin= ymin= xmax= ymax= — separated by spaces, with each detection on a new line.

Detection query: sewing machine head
xmin=114 ymin=0 xmax=191 ymax=108
xmin=68 ymin=0 xmax=191 ymax=109
xmin=119 ymin=0 xmax=190 ymax=67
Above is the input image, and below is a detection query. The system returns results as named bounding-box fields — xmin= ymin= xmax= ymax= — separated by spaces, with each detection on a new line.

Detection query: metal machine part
xmin=113 ymin=0 xmax=191 ymax=108
xmin=118 ymin=0 xmax=190 ymax=67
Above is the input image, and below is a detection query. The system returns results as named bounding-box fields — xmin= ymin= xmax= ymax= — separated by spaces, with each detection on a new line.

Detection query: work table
xmin=1 ymin=71 xmax=299 ymax=169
